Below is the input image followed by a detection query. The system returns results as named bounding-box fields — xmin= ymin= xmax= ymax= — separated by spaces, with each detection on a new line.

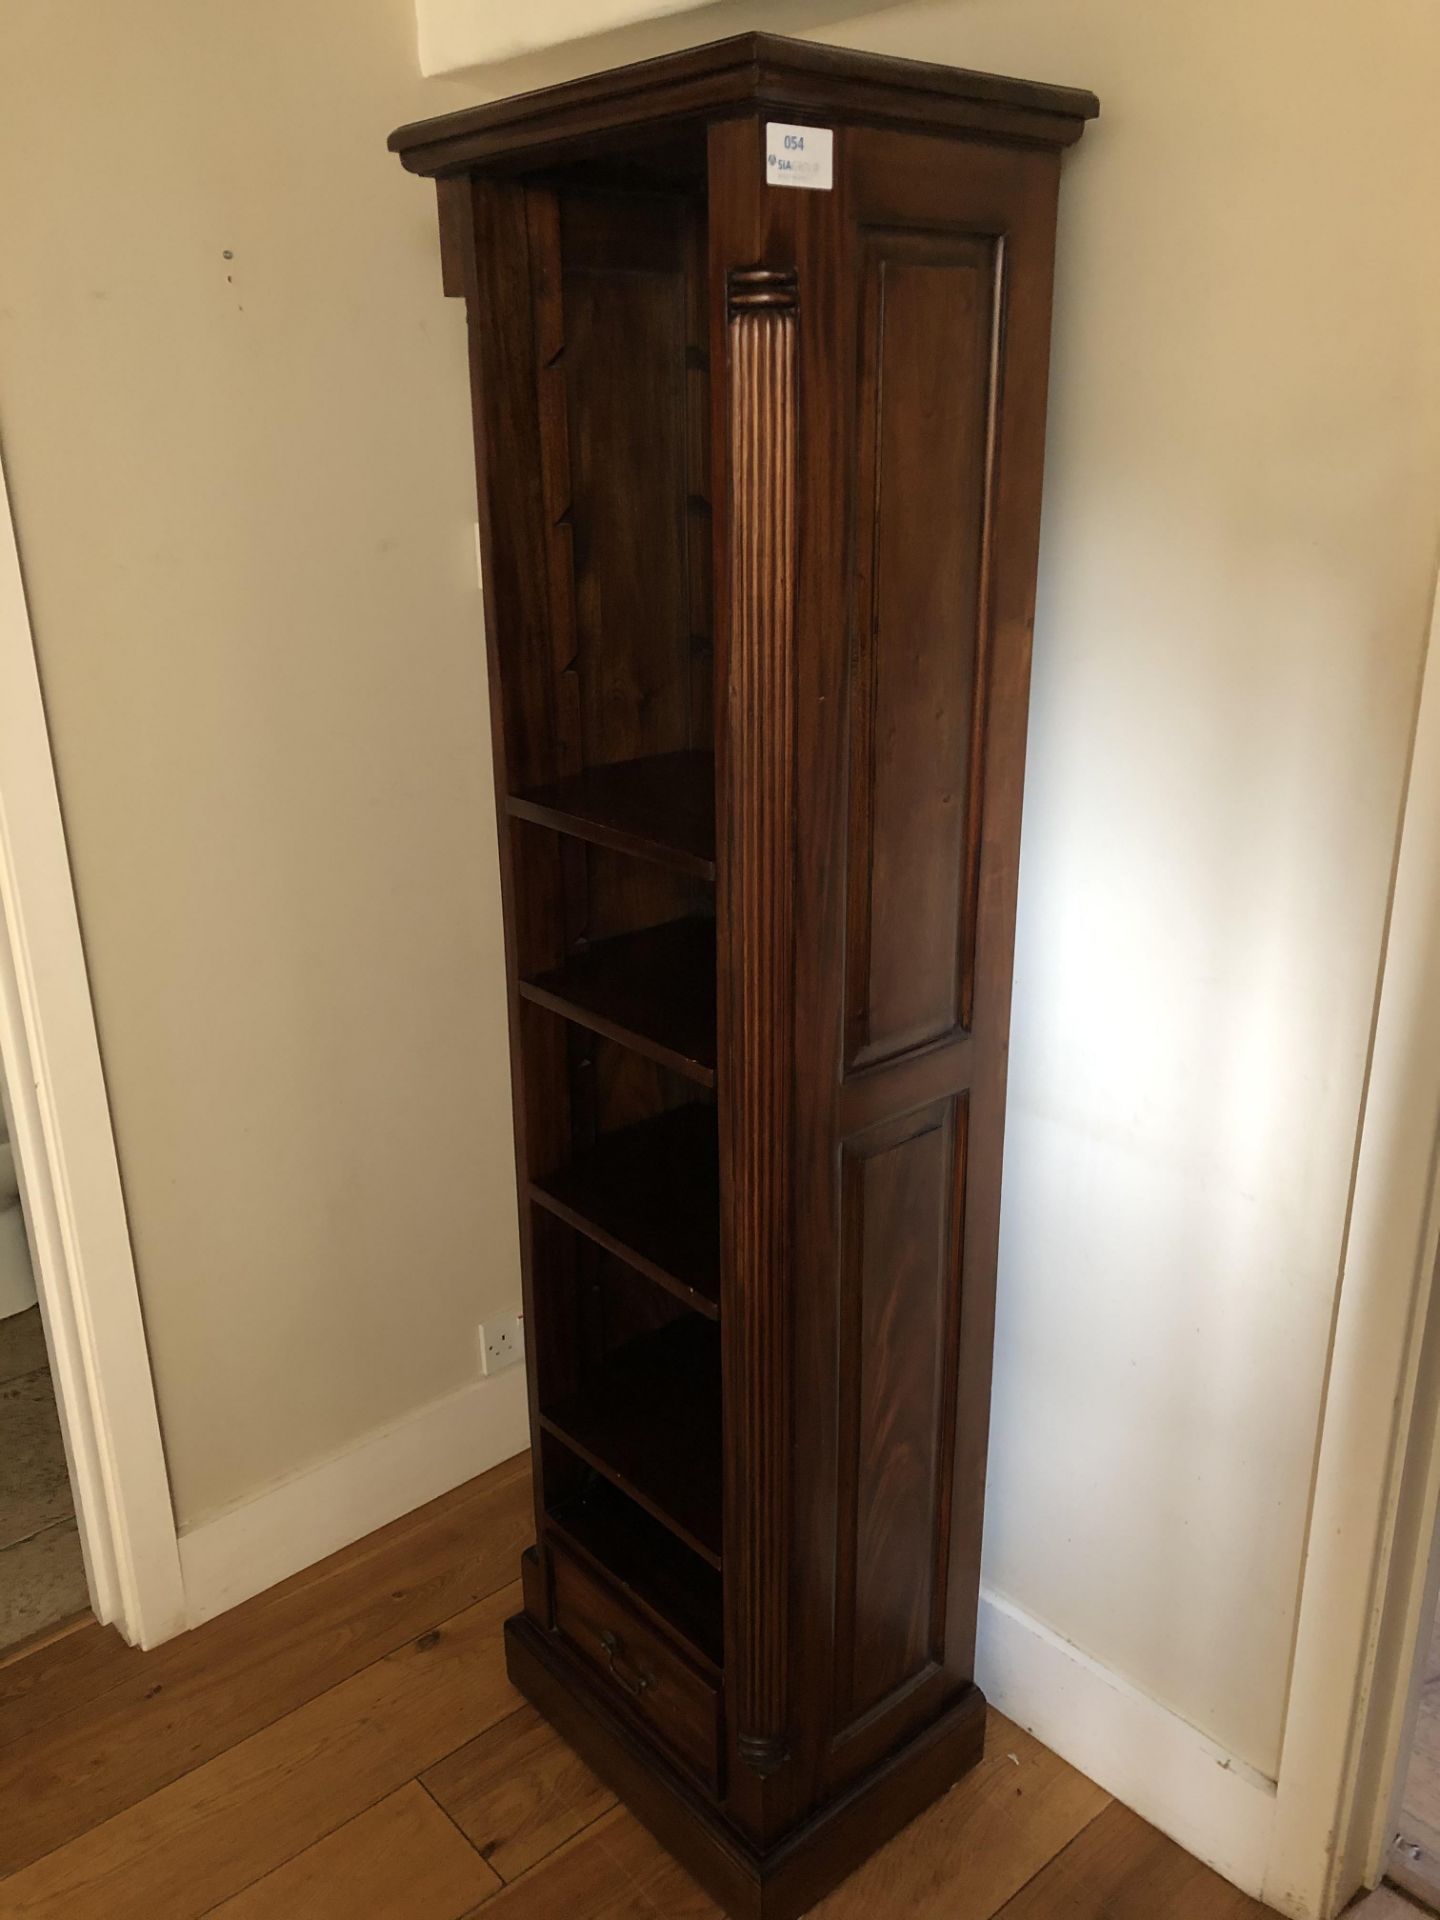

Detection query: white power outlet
xmin=480 ymin=1309 xmax=524 ymax=1377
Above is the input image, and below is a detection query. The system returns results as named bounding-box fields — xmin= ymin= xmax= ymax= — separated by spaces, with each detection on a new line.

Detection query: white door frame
xmin=1264 ymin=565 xmax=1440 ymax=1918
xmin=0 ymin=439 xmax=184 ymax=1650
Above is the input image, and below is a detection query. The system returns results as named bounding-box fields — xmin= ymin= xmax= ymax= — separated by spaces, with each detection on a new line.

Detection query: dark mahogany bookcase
xmin=390 ymin=35 xmax=1096 ymax=1918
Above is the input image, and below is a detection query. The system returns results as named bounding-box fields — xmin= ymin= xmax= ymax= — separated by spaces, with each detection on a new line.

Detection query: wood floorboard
xmin=0 ymin=1459 xmax=528 ymax=1755
xmin=812 ymin=1712 xmax=1110 ymax=1918
xmin=458 ymin=1804 xmax=693 ymax=1919
xmin=0 ymin=1456 xmax=532 ymax=1875
xmin=421 ymin=1701 xmax=617 ymax=1881
xmin=993 ymin=1801 xmax=1273 ymax=1919
xmin=0 ymin=1584 xmax=522 ymax=1918
xmin=0 ymin=1456 xmax=1284 ymax=1920
xmin=204 ymin=1781 xmax=502 ymax=1918
xmin=0 ymin=1610 xmax=141 ymax=1747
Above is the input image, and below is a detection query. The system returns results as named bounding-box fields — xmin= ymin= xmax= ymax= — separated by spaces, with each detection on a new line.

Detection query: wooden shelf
xmin=540 ymin=1317 xmax=722 ymax=1569
xmin=519 ymin=917 xmax=716 ymax=1086
xmin=508 ymin=752 xmax=715 ymax=879
xmin=547 ymin=1479 xmax=723 ymax=1672
xmin=532 ymin=1104 xmax=719 ymax=1318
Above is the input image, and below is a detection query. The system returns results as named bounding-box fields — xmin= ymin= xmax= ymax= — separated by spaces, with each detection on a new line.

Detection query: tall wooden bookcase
xmin=391 ymin=36 xmax=1096 ymax=1919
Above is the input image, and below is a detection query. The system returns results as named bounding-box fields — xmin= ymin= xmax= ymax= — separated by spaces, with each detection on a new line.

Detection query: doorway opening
xmin=1389 ymin=1587 xmax=1440 ymax=1910
xmin=0 ymin=438 xmax=184 ymax=1651
xmin=0 ymin=1088 xmax=88 ymax=1652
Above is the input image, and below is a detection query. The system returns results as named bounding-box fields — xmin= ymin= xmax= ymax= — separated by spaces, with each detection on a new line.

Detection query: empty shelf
xmin=508 ymin=752 xmax=715 ymax=878
xmin=520 ymin=917 xmax=715 ymax=1085
xmin=532 ymin=1104 xmax=719 ymax=1317
xmin=540 ymin=1317 xmax=722 ymax=1569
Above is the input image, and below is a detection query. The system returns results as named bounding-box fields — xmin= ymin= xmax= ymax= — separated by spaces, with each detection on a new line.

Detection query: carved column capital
xmin=727 ymin=266 xmax=799 ymax=315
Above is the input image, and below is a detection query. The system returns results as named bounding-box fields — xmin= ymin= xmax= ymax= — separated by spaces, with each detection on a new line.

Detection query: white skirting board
xmin=977 ymin=1586 xmax=1279 ymax=1903
xmin=177 ymin=1365 xmax=531 ymax=1628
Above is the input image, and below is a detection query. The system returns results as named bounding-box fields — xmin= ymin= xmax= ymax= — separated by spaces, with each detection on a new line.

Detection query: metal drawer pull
xmin=599 ymin=1629 xmax=653 ymax=1697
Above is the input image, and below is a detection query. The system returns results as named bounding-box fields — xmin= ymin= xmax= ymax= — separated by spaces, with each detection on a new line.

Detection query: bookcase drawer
xmin=551 ymin=1543 xmax=719 ymax=1787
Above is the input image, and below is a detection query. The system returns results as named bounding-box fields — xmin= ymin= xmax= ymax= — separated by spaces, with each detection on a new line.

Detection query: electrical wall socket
xmin=480 ymin=1309 xmax=524 ymax=1377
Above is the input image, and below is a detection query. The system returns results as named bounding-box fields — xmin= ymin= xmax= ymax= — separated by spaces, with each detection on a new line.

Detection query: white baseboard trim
xmin=178 ymin=1365 xmax=531 ymax=1629
xmin=977 ymin=1585 xmax=1278 ymax=1901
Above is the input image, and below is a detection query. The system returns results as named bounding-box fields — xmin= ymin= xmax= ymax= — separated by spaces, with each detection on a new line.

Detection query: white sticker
xmin=765 ymin=122 xmax=834 ymax=191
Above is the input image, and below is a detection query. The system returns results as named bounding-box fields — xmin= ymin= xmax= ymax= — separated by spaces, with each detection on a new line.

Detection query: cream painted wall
xmin=842 ymin=0 xmax=1439 ymax=1780
xmin=0 ymin=0 xmax=512 ymax=1527
xmin=424 ymin=0 xmax=1440 ymax=1783
xmin=417 ymin=0 xmax=712 ymax=76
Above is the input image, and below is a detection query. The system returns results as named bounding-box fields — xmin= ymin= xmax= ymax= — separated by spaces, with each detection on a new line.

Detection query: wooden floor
xmin=0 ymin=1455 xmax=1279 ymax=1919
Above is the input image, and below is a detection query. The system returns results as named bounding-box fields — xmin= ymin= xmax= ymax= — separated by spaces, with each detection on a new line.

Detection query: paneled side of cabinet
xmin=777 ymin=121 xmax=1071 ymax=1803
xmin=833 ymin=1096 xmax=968 ymax=1727
xmin=844 ymin=229 xmax=999 ymax=1066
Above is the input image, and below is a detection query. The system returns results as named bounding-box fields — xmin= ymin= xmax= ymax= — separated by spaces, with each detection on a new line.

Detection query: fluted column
xmin=723 ymin=264 xmax=798 ymax=1781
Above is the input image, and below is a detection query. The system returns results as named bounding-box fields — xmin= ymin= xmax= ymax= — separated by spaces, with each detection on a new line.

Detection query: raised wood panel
xmin=845 ymin=231 xmax=999 ymax=1069
xmin=833 ymin=1096 xmax=967 ymax=1730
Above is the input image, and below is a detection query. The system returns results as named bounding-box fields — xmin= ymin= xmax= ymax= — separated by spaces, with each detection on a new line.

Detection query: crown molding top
xmin=388 ymin=31 xmax=1100 ymax=177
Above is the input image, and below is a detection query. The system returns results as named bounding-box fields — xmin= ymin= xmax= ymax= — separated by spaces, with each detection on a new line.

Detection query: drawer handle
xmin=599 ymin=1629 xmax=653 ymax=1698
